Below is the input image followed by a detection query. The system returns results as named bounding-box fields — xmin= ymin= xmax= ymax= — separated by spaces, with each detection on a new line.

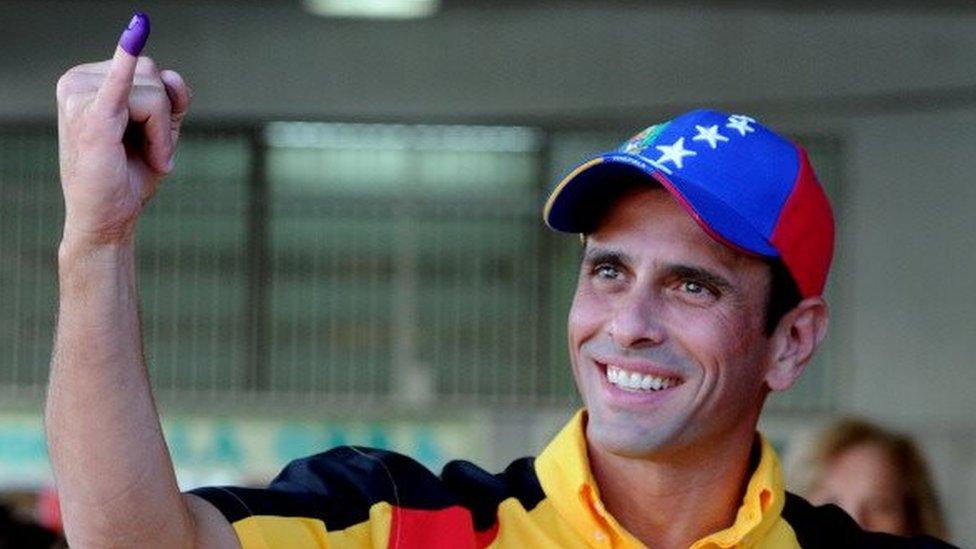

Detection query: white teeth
xmin=628 ymin=372 xmax=641 ymax=389
xmin=605 ymin=365 xmax=680 ymax=392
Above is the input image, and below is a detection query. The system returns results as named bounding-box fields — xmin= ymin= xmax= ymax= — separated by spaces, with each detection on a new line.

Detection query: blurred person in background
xmin=788 ymin=418 xmax=948 ymax=539
xmin=45 ymin=12 xmax=959 ymax=549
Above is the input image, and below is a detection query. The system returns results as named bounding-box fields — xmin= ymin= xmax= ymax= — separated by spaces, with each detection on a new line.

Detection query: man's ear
xmin=765 ymin=297 xmax=829 ymax=391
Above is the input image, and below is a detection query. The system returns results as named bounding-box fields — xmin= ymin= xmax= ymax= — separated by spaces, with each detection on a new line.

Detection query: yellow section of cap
xmin=542 ymin=157 xmax=605 ymax=229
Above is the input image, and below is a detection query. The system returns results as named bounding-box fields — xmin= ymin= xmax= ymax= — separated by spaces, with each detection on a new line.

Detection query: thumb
xmin=93 ymin=12 xmax=151 ymax=114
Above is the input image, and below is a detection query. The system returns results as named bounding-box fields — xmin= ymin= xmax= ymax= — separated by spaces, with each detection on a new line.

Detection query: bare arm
xmin=46 ymin=14 xmax=238 ymax=548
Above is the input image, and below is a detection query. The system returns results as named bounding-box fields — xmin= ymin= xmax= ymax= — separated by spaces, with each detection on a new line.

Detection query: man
xmin=47 ymin=13 xmax=955 ymax=549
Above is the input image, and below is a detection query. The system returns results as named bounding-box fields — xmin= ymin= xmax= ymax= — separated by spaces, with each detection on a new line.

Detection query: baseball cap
xmin=543 ymin=109 xmax=835 ymax=298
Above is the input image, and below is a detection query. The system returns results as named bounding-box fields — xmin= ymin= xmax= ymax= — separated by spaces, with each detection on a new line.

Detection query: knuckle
xmin=56 ymin=69 xmax=103 ymax=108
xmin=62 ymin=91 xmax=97 ymax=117
xmin=137 ymin=56 xmax=159 ymax=76
xmin=55 ymin=70 xmax=79 ymax=102
xmin=62 ymin=92 xmax=86 ymax=113
xmin=133 ymin=87 xmax=172 ymax=116
xmin=55 ymin=77 xmax=69 ymax=103
xmin=149 ymin=91 xmax=173 ymax=116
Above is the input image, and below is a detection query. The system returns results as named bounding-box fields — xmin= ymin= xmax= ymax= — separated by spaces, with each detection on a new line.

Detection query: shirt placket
xmin=580 ymin=484 xmax=628 ymax=549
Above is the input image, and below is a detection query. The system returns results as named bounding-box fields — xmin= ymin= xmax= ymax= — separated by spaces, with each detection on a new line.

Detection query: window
xmin=0 ymin=123 xmax=842 ymax=413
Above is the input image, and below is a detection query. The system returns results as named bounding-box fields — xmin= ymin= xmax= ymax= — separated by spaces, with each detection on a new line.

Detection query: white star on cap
xmin=654 ymin=137 xmax=697 ymax=169
xmin=648 ymin=158 xmax=673 ymax=175
xmin=726 ymin=116 xmax=755 ymax=136
xmin=729 ymin=114 xmax=756 ymax=123
xmin=692 ymin=125 xmax=729 ymax=149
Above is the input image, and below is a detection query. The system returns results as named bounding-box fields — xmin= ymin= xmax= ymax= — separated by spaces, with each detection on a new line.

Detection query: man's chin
xmin=586 ymin=412 xmax=679 ymax=459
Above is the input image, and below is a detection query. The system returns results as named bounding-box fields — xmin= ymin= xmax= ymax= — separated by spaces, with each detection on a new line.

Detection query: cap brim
xmin=544 ymin=153 xmax=779 ymax=258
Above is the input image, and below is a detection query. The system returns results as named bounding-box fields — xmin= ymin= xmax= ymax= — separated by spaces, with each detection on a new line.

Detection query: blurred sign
xmin=0 ymin=414 xmax=484 ymax=490
xmin=0 ymin=415 xmax=48 ymax=488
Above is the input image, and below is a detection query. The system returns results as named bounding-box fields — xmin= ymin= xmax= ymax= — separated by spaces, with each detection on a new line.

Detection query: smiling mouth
xmin=602 ymin=363 xmax=684 ymax=393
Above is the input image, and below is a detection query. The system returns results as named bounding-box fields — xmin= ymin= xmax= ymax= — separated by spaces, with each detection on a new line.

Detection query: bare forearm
xmin=46 ymin=239 xmax=192 ymax=547
xmin=47 ymin=15 xmax=237 ymax=546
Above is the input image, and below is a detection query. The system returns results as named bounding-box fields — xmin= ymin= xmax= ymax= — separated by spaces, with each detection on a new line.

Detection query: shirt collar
xmin=535 ymin=410 xmax=785 ymax=548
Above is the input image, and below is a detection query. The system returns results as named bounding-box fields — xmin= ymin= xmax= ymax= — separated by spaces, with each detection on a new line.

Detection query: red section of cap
xmin=770 ymin=147 xmax=835 ymax=297
xmin=389 ymin=505 xmax=498 ymax=548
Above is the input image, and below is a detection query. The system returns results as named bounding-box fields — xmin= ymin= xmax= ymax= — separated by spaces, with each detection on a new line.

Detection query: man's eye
xmin=679 ymin=280 xmax=714 ymax=297
xmin=594 ymin=264 xmax=621 ymax=279
xmin=681 ymin=281 xmax=704 ymax=293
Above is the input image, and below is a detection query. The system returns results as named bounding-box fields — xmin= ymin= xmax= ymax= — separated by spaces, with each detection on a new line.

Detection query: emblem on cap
xmin=621 ymin=125 xmax=659 ymax=154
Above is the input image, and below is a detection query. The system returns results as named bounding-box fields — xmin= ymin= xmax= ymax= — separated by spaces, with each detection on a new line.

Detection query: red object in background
xmin=36 ymin=486 xmax=62 ymax=533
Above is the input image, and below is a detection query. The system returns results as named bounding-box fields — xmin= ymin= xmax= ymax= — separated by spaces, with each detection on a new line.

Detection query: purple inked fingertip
xmin=118 ymin=12 xmax=151 ymax=56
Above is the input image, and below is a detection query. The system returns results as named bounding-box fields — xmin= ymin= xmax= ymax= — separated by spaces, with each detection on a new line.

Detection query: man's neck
xmin=588 ymin=427 xmax=758 ymax=549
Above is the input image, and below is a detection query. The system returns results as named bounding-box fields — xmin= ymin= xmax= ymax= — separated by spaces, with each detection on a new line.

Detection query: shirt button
xmin=593 ymin=531 xmax=607 ymax=543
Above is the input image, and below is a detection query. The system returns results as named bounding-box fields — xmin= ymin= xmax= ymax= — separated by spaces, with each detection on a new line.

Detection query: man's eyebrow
xmin=662 ymin=263 xmax=734 ymax=291
xmin=582 ymin=246 xmax=632 ymax=266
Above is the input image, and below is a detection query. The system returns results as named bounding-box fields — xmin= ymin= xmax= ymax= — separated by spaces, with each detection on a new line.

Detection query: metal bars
xmin=0 ymin=123 xmax=841 ymax=413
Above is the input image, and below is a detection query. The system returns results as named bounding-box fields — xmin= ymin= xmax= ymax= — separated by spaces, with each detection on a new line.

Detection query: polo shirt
xmin=191 ymin=411 xmax=955 ymax=548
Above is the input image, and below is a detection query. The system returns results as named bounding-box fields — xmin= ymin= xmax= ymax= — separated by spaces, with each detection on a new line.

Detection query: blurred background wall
xmin=0 ymin=1 xmax=974 ymax=545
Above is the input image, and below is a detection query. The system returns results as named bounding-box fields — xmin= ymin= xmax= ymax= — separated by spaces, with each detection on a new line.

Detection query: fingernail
xmin=118 ymin=12 xmax=151 ymax=56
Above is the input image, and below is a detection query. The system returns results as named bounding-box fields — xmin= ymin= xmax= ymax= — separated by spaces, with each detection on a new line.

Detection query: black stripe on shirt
xmin=190 ymin=446 xmax=545 ymax=533
xmin=441 ymin=456 xmax=546 ymax=532
xmin=781 ymin=492 xmax=958 ymax=548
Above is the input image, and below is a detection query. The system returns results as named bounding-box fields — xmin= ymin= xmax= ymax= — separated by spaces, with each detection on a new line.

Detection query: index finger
xmin=94 ymin=12 xmax=151 ymax=112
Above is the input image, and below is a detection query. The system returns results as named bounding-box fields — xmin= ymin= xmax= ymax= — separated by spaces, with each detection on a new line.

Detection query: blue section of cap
xmin=545 ymin=155 xmax=650 ymax=232
xmin=546 ymin=154 xmax=777 ymax=256
xmin=661 ymin=171 xmax=779 ymax=256
xmin=545 ymin=109 xmax=803 ymax=257
xmin=638 ymin=109 xmax=799 ymax=238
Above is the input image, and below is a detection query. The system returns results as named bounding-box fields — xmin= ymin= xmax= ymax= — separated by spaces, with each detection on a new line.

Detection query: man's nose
xmin=607 ymin=289 xmax=666 ymax=349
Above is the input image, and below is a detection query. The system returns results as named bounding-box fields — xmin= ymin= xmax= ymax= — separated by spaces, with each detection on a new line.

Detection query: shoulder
xmin=272 ymin=445 xmax=451 ymax=504
xmin=191 ymin=446 xmax=451 ymax=529
xmin=275 ymin=446 xmax=544 ymax=511
xmin=190 ymin=446 xmax=544 ymax=532
xmin=440 ymin=455 xmax=546 ymax=530
xmin=782 ymin=492 xmax=958 ymax=548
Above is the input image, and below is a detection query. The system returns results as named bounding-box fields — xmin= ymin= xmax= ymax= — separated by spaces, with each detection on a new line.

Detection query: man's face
xmin=569 ymin=186 xmax=776 ymax=458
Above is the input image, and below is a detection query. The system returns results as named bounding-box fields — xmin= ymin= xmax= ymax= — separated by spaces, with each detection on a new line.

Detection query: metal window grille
xmin=0 ymin=128 xmax=61 ymax=401
xmin=0 ymin=123 xmax=841 ymax=414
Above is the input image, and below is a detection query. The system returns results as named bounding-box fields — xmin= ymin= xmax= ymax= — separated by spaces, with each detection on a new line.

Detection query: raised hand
xmin=47 ymin=16 xmax=244 ymax=548
xmin=56 ymin=12 xmax=191 ymax=246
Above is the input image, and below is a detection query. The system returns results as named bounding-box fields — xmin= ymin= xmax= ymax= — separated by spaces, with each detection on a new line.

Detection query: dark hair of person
xmin=764 ymin=258 xmax=802 ymax=336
